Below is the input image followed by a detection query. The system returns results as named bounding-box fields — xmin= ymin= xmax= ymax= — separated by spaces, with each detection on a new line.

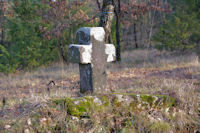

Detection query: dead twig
xmin=47 ymin=80 xmax=56 ymax=95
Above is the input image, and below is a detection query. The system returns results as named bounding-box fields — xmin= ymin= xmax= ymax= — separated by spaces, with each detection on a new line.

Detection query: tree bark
xmin=0 ymin=1 xmax=5 ymax=45
xmin=133 ymin=21 xmax=138 ymax=48
xmin=115 ymin=0 xmax=121 ymax=61
xmin=148 ymin=0 xmax=160 ymax=48
xmin=99 ymin=0 xmax=114 ymax=43
xmin=96 ymin=0 xmax=101 ymax=11
xmin=1 ymin=27 xmax=4 ymax=45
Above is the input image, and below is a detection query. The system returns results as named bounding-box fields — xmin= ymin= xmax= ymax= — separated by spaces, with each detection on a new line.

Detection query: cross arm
xmin=68 ymin=44 xmax=116 ymax=64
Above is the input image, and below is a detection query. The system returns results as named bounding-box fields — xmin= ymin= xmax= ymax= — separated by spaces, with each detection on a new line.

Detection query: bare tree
xmin=121 ymin=0 xmax=171 ymax=48
xmin=99 ymin=0 xmax=114 ymax=43
xmin=96 ymin=0 xmax=102 ymax=11
xmin=42 ymin=0 xmax=90 ymax=62
xmin=113 ymin=0 xmax=121 ymax=60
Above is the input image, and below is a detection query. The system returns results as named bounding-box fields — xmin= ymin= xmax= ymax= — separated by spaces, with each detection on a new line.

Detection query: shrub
xmin=153 ymin=0 xmax=200 ymax=52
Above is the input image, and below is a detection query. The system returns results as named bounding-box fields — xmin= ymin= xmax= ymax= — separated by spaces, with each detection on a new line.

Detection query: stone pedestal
xmin=79 ymin=64 xmax=93 ymax=93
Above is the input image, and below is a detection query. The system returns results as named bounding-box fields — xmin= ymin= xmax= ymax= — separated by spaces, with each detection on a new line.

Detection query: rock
xmin=71 ymin=116 xmax=79 ymax=121
xmin=115 ymin=95 xmax=124 ymax=102
xmin=76 ymin=27 xmax=105 ymax=44
xmin=68 ymin=44 xmax=92 ymax=64
xmin=74 ymin=100 xmax=80 ymax=105
xmin=165 ymin=108 xmax=170 ymax=113
xmin=40 ymin=118 xmax=47 ymax=125
xmin=27 ymin=118 xmax=32 ymax=126
xmin=4 ymin=125 xmax=11 ymax=129
xmin=24 ymin=129 xmax=30 ymax=133
xmin=93 ymin=97 xmax=102 ymax=106
xmin=68 ymin=44 xmax=115 ymax=64
xmin=52 ymin=93 xmax=176 ymax=118
xmin=105 ymin=44 xmax=116 ymax=62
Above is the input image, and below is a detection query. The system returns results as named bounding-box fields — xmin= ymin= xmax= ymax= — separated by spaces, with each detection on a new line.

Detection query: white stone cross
xmin=68 ymin=27 xmax=116 ymax=93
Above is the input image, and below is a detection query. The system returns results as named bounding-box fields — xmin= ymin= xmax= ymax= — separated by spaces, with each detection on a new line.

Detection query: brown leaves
xmin=41 ymin=0 xmax=90 ymax=40
xmin=121 ymin=0 xmax=172 ymax=20
xmin=73 ymin=9 xmax=89 ymax=21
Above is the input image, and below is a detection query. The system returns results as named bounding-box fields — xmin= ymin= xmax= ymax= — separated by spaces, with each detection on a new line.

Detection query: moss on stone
xmin=140 ymin=95 xmax=156 ymax=107
xmin=52 ymin=96 xmax=104 ymax=117
xmin=100 ymin=95 xmax=110 ymax=107
xmin=112 ymin=93 xmax=176 ymax=110
xmin=52 ymin=93 xmax=176 ymax=117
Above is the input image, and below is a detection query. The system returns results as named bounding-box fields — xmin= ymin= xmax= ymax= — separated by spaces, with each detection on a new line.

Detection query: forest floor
xmin=0 ymin=49 xmax=200 ymax=133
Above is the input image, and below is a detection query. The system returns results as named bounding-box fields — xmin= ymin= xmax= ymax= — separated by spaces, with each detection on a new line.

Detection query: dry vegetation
xmin=0 ymin=49 xmax=200 ymax=133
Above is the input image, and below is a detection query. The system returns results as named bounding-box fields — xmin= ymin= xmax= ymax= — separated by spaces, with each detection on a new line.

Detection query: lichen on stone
xmin=52 ymin=93 xmax=176 ymax=117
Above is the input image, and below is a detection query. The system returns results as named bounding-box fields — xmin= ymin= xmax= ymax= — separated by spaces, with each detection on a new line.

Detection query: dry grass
xmin=0 ymin=49 xmax=199 ymax=132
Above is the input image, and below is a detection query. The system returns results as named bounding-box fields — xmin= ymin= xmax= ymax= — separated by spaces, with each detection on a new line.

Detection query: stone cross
xmin=68 ymin=27 xmax=116 ymax=93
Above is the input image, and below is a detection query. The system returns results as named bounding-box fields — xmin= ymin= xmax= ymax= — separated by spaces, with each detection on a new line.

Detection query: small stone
xmin=40 ymin=118 xmax=47 ymax=125
xmin=116 ymin=95 xmax=124 ymax=102
xmin=74 ymin=100 xmax=80 ymax=105
xmin=81 ymin=118 xmax=90 ymax=124
xmin=93 ymin=97 xmax=102 ymax=105
xmin=137 ymin=104 xmax=142 ymax=109
xmin=24 ymin=129 xmax=30 ymax=133
xmin=165 ymin=108 xmax=170 ymax=113
xmin=71 ymin=116 xmax=79 ymax=121
xmin=4 ymin=125 xmax=11 ymax=129
xmin=27 ymin=118 xmax=32 ymax=126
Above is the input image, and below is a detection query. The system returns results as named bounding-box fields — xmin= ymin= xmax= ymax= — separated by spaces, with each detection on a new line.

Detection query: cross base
xmin=79 ymin=64 xmax=93 ymax=93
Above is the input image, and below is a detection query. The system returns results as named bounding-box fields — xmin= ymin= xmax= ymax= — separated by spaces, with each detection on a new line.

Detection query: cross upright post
xmin=68 ymin=27 xmax=116 ymax=93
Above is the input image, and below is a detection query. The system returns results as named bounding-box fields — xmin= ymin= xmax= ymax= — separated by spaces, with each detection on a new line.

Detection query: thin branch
xmin=96 ymin=0 xmax=101 ymax=11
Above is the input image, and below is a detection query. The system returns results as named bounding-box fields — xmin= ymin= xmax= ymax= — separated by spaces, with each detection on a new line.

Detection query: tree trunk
xmin=99 ymin=0 xmax=114 ymax=43
xmin=68 ymin=11 xmax=74 ymax=43
xmin=0 ymin=1 xmax=5 ymax=45
xmin=57 ymin=38 xmax=68 ymax=63
xmin=1 ymin=27 xmax=4 ymax=45
xmin=115 ymin=0 xmax=121 ymax=61
xmin=96 ymin=0 xmax=101 ymax=11
xmin=148 ymin=0 xmax=160 ymax=48
xmin=133 ymin=21 xmax=138 ymax=48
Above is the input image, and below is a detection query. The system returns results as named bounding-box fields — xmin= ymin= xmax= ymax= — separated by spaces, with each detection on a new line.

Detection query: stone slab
xmin=79 ymin=64 xmax=93 ymax=93
xmin=105 ymin=44 xmax=116 ymax=62
xmin=76 ymin=27 xmax=105 ymax=45
xmin=68 ymin=44 xmax=92 ymax=64
xmin=68 ymin=44 xmax=116 ymax=64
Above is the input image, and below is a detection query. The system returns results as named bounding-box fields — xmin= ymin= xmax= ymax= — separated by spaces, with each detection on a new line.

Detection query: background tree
xmin=153 ymin=0 xmax=200 ymax=52
xmin=113 ymin=0 xmax=121 ymax=61
xmin=0 ymin=0 xmax=7 ymax=46
xmin=99 ymin=0 xmax=115 ymax=43
xmin=0 ymin=0 xmax=198 ymax=74
xmin=42 ymin=0 xmax=92 ymax=62
xmin=121 ymin=0 xmax=171 ymax=49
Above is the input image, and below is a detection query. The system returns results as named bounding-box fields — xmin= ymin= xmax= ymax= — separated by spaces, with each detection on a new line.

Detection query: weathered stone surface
xmin=90 ymin=33 xmax=107 ymax=92
xmin=68 ymin=44 xmax=115 ymax=64
xmin=79 ymin=64 xmax=93 ymax=93
xmin=76 ymin=27 xmax=105 ymax=45
xmin=68 ymin=27 xmax=115 ymax=93
xmin=68 ymin=44 xmax=92 ymax=64
xmin=105 ymin=44 xmax=116 ymax=62
xmin=52 ymin=93 xmax=176 ymax=117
